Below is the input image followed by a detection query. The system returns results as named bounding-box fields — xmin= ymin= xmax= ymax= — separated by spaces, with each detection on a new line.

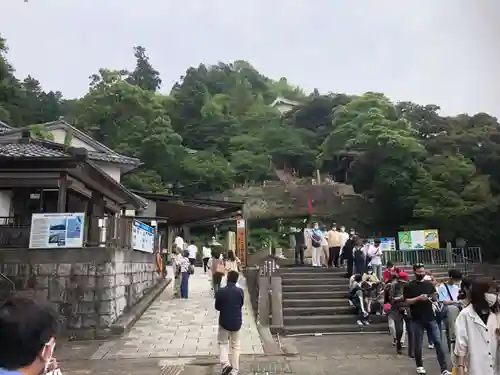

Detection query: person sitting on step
xmin=349 ymin=274 xmax=370 ymax=325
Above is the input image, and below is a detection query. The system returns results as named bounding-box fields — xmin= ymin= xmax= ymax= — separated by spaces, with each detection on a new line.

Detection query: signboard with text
xmin=236 ymin=219 xmax=247 ymax=266
xmin=131 ymin=219 xmax=154 ymax=253
xmin=398 ymin=229 xmax=440 ymax=250
xmin=29 ymin=213 xmax=85 ymax=249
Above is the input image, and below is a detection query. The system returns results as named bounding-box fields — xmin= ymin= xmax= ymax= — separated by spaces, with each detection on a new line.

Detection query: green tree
xmin=126 ymin=46 xmax=162 ymax=92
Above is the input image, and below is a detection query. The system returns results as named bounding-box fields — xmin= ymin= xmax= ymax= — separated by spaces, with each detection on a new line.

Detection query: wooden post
xmin=57 ymin=173 xmax=68 ymax=213
xmin=258 ymin=276 xmax=270 ymax=326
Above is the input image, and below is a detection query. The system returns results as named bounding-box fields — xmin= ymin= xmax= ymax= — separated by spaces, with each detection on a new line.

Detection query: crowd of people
xmin=296 ymin=222 xmax=500 ymax=375
xmin=170 ymin=234 xmax=242 ymax=299
xmin=348 ymin=257 xmax=499 ymax=375
xmin=171 ymin=233 xmax=244 ymax=375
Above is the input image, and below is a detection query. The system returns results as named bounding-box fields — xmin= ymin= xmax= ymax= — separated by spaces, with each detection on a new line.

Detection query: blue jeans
xmin=180 ymin=272 xmax=189 ymax=299
xmin=371 ymin=264 xmax=382 ymax=281
xmin=412 ymin=320 xmax=448 ymax=371
xmin=427 ymin=315 xmax=443 ymax=345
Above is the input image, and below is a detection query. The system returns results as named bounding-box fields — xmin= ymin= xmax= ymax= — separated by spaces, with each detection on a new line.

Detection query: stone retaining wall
xmin=0 ymin=247 xmax=160 ymax=339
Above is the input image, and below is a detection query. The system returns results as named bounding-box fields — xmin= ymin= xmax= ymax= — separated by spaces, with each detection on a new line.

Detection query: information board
xmin=132 ymin=219 xmax=154 ymax=253
xmin=367 ymin=237 xmax=396 ymax=251
xmin=398 ymin=229 xmax=440 ymax=250
xmin=29 ymin=213 xmax=85 ymax=249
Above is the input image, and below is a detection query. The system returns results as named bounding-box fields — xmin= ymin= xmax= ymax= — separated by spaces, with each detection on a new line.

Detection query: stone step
xmin=284 ymin=314 xmax=387 ymax=326
xmin=282 ymin=277 xmax=348 ymax=286
xmin=280 ymin=272 xmax=347 ymax=279
xmin=280 ymin=266 xmax=345 ymax=273
xmin=283 ymin=298 xmax=350 ymax=308
xmin=283 ymin=284 xmax=344 ymax=293
xmin=282 ymin=322 xmax=388 ymax=335
xmin=283 ymin=290 xmax=346 ymax=299
xmin=283 ymin=305 xmax=355 ymax=316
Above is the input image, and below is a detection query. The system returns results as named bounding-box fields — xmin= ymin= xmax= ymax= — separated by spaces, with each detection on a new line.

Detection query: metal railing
xmin=382 ymin=247 xmax=482 ymax=268
xmin=0 ymin=217 xmax=30 ymax=248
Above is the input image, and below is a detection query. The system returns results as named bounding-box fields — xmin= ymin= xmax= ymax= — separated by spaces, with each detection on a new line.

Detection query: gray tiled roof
xmin=0 ymin=143 xmax=69 ymax=158
xmin=87 ymin=151 xmax=141 ymax=166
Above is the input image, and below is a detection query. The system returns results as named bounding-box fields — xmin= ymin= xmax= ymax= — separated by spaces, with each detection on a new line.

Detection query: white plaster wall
xmin=49 ymin=129 xmax=98 ymax=151
xmin=0 ymin=190 xmax=12 ymax=223
xmin=94 ymin=163 xmax=121 ymax=183
xmin=275 ymin=103 xmax=295 ymax=114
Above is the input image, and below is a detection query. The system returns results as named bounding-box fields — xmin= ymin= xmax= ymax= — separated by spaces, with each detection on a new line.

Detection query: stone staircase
xmin=281 ymin=264 xmax=483 ymax=336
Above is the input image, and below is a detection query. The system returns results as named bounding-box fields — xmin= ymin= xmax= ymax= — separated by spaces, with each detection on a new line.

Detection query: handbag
xmin=188 ymin=264 xmax=195 ymax=275
xmin=215 ymin=260 xmax=225 ymax=274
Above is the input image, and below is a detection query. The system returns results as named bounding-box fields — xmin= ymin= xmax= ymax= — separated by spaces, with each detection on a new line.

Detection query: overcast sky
xmin=1 ymin=0 xmax=499 ymax=117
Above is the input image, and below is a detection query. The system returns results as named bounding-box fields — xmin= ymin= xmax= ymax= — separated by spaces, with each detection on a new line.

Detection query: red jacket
xmin=383 ymin=267 xmax=401 ymax=281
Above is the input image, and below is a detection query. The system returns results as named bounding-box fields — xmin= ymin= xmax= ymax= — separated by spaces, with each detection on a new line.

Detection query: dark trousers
xmin=212 ymin=272 xmax=223 ymax=296
xmin=346 ymin=257 xmax=354 ymax=277
xmin=202 ymin=257 xmax=209 ymax=272
xmin=354 ymin=257 xmax=366 ymax=275
xmin=328 ymin=246 xmax=341 ymax=267
xmin=295 ymin=243 xmax=304 ymax=264
xmin=394 ymin=310 xmax=412 ymax=353
xmin=180 ymin=272 xmax=189 ymax=299
xmin=411 ymin=320 xmax=448 ymax=372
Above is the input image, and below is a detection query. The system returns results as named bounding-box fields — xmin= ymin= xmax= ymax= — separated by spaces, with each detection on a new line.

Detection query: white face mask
xmin=332 ymin=227 xmax=337 ymax=231
xmin=485 ymin=293 xmax=498 ymax=307
xmin=340 ymin=227 xmax=345 ymax=232
xmin=350 ymin=231 xmax=355 ymax=235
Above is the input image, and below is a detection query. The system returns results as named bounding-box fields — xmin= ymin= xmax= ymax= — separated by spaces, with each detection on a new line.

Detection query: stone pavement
xmin=58 ymin=334 xmax=446 ymax=375
xmin=54 ymin=266 xmax=449 ymax=375
xmin=95 ymin=267 xmax=263 ymax=360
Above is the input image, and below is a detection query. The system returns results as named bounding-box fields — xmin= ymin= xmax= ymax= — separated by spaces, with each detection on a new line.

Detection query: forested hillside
xmin=2 ymin=35 xmax=500 ymax=252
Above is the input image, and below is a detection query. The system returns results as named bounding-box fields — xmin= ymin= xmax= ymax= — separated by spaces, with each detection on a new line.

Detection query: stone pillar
xmin=258 ymin=276 xmax=270 ymax=326
xmin=182 ymin=225 xmax=191 ymax=243
xmin=270 ymin=276 xmax=284 ymax=332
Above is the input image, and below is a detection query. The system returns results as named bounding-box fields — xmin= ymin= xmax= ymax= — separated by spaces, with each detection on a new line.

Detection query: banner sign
xmin=132 ymin=219 xmax=154 ymax=253
xmin=398 ymin=229 xmax=440 ymax=250
xmin=29 ymin=213 xmax=85 ymax=249
xmin=367 ymin=237 xmax=397 ymax=251
xmin=236 ymin=219 xmax=247 ymax=266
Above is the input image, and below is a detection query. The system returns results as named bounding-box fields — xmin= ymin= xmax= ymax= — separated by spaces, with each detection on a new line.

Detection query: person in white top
xmin=455 ymin=278 xmax=500 ymax=375
xmin=174 ymin=235 xmax=185 ymax=251
xmin=368 ymin=239 xmax=383 ymax=280
xmin=338 ymin=226 xmax=350 ymax=266
xmin=320 ymin=226 xmax=329 ymax=267
xmin=187 ymin=240 xmax=198 ymax=271
xmin=202 ymin=244 xmax=212 ymax=273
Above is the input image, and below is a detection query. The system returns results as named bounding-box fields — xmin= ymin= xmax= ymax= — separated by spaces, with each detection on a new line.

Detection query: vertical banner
xmin=236 ymin=218 xmax=247 ymax=267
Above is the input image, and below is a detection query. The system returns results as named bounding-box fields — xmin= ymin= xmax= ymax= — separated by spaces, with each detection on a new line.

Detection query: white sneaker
xmin=428 ymin=344 xmax=434 ymax=349
xmin=357 ymin=320 xmax=363 ymax=326
xmin=416 ymin=367 xmax=426 ymax=374
xmin=441 ymin=371 xmax=452 ymax=375
xmin=363 ymin=320 xmax=370 ymax=325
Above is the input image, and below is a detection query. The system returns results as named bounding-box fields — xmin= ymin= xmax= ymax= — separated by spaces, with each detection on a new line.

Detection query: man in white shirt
xmin=187 ymin=240 xmax=198 ymax=269
xmin=174 ymin=235 xmax=185 ymax=251
xmin=338 ymin=226 xmax=350 ymax=266
xmin=367 ymin=239 xmax=383 ymax=280
xmin=202 ymin=245 xmax=212 ymax=273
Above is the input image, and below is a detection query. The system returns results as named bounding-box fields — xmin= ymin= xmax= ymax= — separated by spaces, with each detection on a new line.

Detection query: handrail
xmin=0 ymin=271 xmax=15 ymax=292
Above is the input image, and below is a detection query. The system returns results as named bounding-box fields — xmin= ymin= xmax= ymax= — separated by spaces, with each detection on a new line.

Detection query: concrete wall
xmin=0 ymin=247 xmax=160 ymax=339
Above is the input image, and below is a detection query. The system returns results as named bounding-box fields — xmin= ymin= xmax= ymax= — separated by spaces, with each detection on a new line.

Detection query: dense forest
xmin=1 ymin=35 xmax=500 ymax=254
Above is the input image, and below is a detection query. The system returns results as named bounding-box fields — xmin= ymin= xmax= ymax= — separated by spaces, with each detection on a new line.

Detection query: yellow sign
xmin=423 ymin=229 xmax=439 ymax=249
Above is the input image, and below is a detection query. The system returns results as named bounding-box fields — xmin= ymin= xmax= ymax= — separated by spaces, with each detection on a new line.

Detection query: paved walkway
xmin=100 ymin=267 xmax=264 ymax=359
